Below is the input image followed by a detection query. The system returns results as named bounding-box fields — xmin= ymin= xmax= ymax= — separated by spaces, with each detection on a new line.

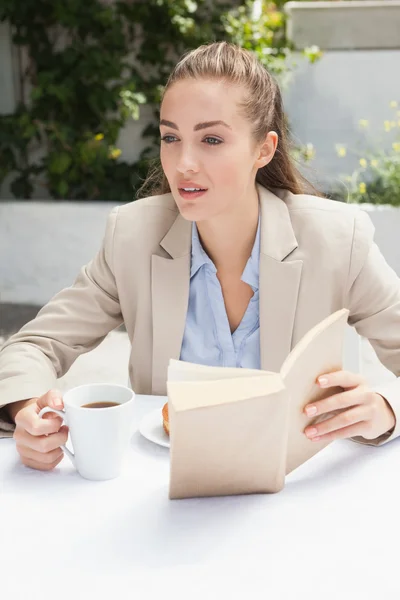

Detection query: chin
xmin=175 ymin=202 xmax=208 ymax=222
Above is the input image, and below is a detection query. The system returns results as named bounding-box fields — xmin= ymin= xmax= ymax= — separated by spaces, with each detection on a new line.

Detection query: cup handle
xmin=38 ymin=407 xmax=76 ymax=467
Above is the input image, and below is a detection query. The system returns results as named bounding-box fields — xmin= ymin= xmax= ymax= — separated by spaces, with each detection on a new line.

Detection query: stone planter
xmin=1 ymin=200 xmax=398 ymax=384
xmin=1 ymin=199 xmax=398 ymax=297
xmin=285 ymin=1 xmax=400 ymax=50
xmin=362 ymin=203 xmax=400 ymax=277
xmin=0 ymin=201 xmax=118 ymax=306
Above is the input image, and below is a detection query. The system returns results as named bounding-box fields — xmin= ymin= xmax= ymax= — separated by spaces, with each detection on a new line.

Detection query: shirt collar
xmin=241 ymin=213 xmax=260 ymax=292
xmin=190 ymin=212 xmax=261 ymax=291
xmin=190 ymin=221 xmax=216 ymax=278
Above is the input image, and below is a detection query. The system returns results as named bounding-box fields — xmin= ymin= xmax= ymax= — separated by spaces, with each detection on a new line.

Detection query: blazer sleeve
xmin=346 ymin=209 xmax=400 ymax=446
xmin=0 ymin=207 xmax=123 ymax=438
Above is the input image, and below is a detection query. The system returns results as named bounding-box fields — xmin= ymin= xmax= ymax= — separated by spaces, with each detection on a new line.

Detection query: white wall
xmin=283 ymin=50 xmax=400 ymax=193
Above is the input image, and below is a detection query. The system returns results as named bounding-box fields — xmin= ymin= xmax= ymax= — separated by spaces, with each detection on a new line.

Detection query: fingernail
xmin=306 ymin=428 xmax=318 ymax=438
xmin=50 ymin=391 xmax=63 ymax=409
xmin=305 ymin=405 xmax=317 ymax=416
xmin=318 ymin=377 xmax=328 ymax=387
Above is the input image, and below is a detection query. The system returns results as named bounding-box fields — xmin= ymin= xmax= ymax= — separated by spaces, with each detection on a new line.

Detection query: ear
xmin=254 ymin=131 xmax=279 ymax=169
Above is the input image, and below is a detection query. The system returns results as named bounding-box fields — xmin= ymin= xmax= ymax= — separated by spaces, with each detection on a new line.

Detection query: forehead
xmin=161 ymin=79 xmax=247 ymax=124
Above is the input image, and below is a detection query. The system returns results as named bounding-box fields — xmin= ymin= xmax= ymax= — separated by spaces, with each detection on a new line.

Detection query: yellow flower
xmin=95 ymin=133 xmax=104 ymax=141
xmin=304 ymin=143 xmax=315 ymax=161
xmin=392 ymin=142 xmax=400 ymax=153
xmin=359 ymin=182 xmax=367 ymax=195
xmin=384 ymin=120 xmax=392 ymax=132
xmin=336 ymin=145 xmax=347 ymax=158
xmin=390 ymin=100 xmax=398 ymax=109
xmin=109 ymin=148 xmax=122 ymax=159
xmin=359 ymin=158 xmax=367 ymax=168
xmin=268 ymin=11 xmax=283 ymax=27
xmin=358 ymin=119 xmax=369 ymax=129
xmin=370 ymin=159 xmax=379 ymax=168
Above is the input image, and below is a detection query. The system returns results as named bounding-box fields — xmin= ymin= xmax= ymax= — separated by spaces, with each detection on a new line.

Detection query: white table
xmin=1 ymin=394 xmax=400 ymax=600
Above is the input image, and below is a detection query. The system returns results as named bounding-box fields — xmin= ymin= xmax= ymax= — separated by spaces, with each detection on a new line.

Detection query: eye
xmin=203 ymin=137 xmax=222 ymax=145
xmin=160 ymin=135 xmax=178 ymax=144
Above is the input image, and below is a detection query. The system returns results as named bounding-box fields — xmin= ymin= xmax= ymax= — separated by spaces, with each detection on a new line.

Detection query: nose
xmin=176 ymin=144 xmax=199 ymax=175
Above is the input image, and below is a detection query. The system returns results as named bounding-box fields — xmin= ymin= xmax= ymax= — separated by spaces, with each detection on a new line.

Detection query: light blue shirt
xmin=179 ymin=216 xmax=261 ymax=369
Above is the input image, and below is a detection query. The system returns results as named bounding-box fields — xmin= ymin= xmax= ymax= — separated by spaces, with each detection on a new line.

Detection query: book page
xmin=168 ymin=358 xmax=276 ymax=382
xmin=281 ymin=308 xmax=350 ymax=475
xmin=168 ymin=373 xmax=284 ymax=410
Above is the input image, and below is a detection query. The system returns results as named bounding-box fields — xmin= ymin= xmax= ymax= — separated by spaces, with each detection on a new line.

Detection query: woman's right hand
xmin=11 ymin=389 xmax=68 ymax=471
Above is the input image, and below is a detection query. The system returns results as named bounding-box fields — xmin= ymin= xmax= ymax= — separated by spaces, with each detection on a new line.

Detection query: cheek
xmin=211 ymin=148 xmax=252 ymax=186
xmin=160 ymin=147 xmax=172 ymax=174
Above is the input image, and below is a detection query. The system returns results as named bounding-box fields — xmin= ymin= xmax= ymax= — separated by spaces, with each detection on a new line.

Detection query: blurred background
xmin=1 ymin=0 xmax=399 ymax=388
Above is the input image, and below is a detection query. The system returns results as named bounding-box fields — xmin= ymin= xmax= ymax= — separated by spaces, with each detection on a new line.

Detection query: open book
xmin=166 ymin=308 xmax=350 ymax=500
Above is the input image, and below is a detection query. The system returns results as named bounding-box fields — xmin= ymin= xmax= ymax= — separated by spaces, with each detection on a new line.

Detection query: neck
xmin=196 ymin=185 xmax=259 ymax=274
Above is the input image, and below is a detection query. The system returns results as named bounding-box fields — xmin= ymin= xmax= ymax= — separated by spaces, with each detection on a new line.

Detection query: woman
xmin=0 ymin=42 xmax=399 ymax=472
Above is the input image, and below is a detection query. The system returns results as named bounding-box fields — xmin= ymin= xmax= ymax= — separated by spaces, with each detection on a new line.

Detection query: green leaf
xmin=54 ymin=180 xmax=69 ymax=198
xmin=48 ymin=152 xmax=72 ymax=175
xmin=2 ymin=0 xmax=303 ymax=201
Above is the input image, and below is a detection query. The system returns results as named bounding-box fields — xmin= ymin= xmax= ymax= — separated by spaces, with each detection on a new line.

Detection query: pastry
xmin=162 ymin=402 xmax=169 ymax=436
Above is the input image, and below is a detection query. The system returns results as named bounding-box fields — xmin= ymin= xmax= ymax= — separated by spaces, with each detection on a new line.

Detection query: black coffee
xmin=82 ymin=401 xmax=120 ymax=409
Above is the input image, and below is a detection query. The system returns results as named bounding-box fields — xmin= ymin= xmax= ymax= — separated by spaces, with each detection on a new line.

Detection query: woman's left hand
xmin=303 ymin=370 xmax=396 ymax=442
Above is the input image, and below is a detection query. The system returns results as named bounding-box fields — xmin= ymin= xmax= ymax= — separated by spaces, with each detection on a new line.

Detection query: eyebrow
xmin=159 ymin=119 xmax=231 ymax=131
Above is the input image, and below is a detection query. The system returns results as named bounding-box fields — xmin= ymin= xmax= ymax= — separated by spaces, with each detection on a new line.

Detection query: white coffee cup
xmin=38 ymin=383 xmax=135 ymax=480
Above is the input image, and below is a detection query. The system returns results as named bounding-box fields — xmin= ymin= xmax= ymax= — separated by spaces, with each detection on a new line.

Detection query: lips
xmin=178 ymin=181 xmax=208 ymax=192
xmin=177 ymin=181 xmax=208 ymax=201
xmin=178 ymin=188 xmax=208 ymax=201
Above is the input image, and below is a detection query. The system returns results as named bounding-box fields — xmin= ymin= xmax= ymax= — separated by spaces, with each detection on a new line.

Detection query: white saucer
xmin=139 ymin=408 xmax=170 ymax=448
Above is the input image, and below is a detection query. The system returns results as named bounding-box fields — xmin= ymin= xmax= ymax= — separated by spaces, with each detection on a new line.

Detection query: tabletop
xmin=1 ymin=394 xmax=400 ymax=600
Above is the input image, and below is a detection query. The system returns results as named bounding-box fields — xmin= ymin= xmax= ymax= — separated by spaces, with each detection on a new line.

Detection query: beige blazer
xmin=1 ymin=184 xmax=400 ymax=446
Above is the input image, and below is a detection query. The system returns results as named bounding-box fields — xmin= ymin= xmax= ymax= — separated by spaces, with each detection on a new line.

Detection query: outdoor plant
xmin=333 ymin=101 xmax=400 ymax=206
xmin=0 ymin=0 xmax=319 ymax=200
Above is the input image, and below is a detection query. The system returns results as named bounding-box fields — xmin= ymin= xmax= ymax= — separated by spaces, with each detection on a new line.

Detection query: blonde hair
xmin=138 ymin=41 xmax=320 ymax=198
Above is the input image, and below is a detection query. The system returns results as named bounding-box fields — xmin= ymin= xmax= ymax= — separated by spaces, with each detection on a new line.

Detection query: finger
xmin=305 ymin=405 xmax=366 ymax=440
xmin=41 ymin=411 xmax=64 ymax=425
xmin=306 ymin=422 xmax=369 ymax=444
xmin=19 ymin=445 xmax=64 ymax=466
xmin=36 ymin=389 xmax=64 ymax=411
xmin=17 ymin=406 xmax=64 ymax=436
xmin=317 ymin=370 xmax=365 ymax=390
xmin=21 ymin=454 xmax=64 ymax=472
xmin=304 ymin=387 xmax=366 ymax=418
xmin=15 ymin=426 xmax=69 ymax=453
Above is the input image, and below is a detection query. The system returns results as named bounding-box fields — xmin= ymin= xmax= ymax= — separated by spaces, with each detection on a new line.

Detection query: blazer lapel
xmin=151 ymin=211 xmax=191 ymax=394
xmin=151 ymin=185 xmax=303 ymax=392
xmin=257 ymin=185 xmax=303 ymax=372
